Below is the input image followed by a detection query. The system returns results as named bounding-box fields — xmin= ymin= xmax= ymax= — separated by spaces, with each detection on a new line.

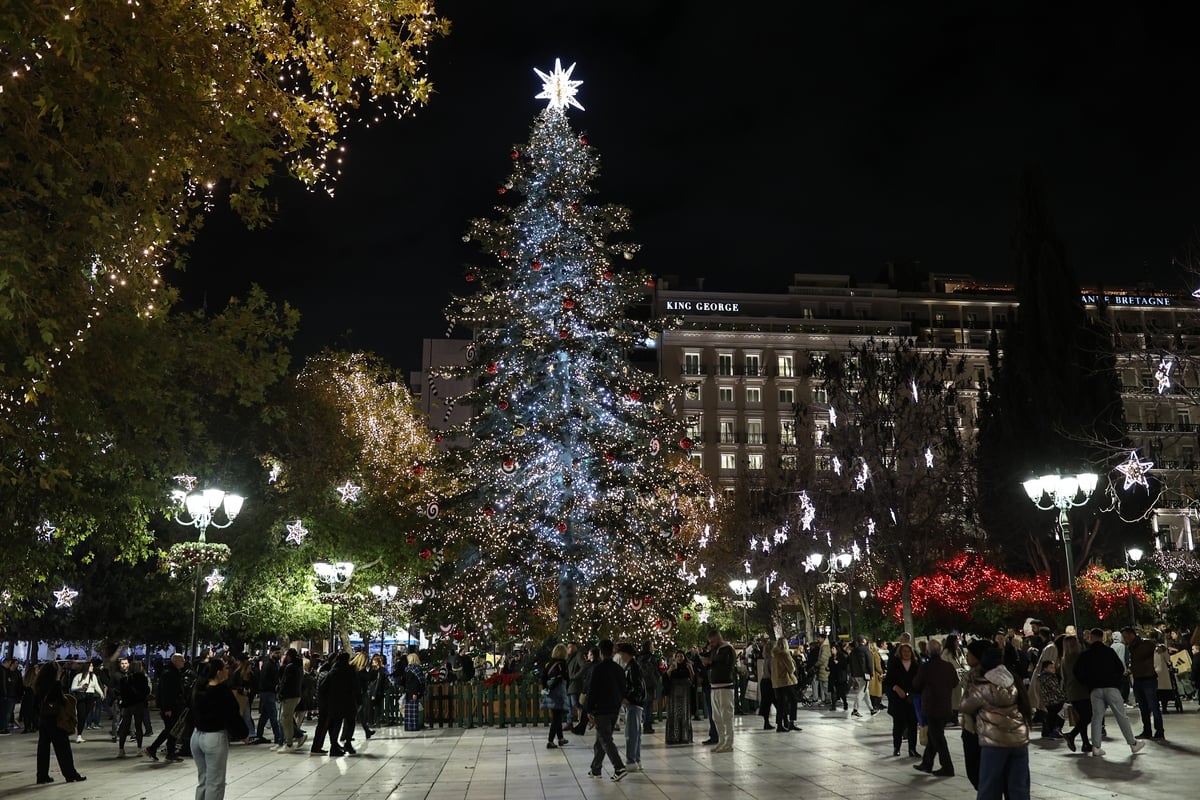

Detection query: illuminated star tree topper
xmin=534 ymin=58 xmax=584 ymax=112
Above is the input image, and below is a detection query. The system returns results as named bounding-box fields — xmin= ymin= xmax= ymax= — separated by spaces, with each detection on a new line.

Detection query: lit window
xmin=777 ymin=355 xmax=794 ymax=377
xmin=746 ymin=387 xmax=761 ymax=404
xmin=747 ymin=453 xmax=764 ymax=470
xmin=720 ymin=453 xmax=737 ymax=471
xmin=718 ymin=353 xmax=734 ymax=376
xmin=778 ymin=387 xmax=794 ymax=404
xmin=744 ymin=354 xmax=760 ymax=377
xmin=747 ymin=419 xmax=763 ymax=445
xmin=719 ymin=385 xmax=734 ymax=402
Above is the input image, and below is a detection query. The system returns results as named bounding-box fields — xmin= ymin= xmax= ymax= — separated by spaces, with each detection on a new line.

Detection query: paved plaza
xmin=0 ymin=703 xmax=1197 ymax=800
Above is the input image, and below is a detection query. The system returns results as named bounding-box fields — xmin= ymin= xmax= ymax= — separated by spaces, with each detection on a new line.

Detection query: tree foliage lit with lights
xmin=418 ymin=62 xmax=719 ymax=643
xmin=0 ymin=0 xmax=448 ymax=419
xmin=817 ymin=337 xmax=977 ymax=636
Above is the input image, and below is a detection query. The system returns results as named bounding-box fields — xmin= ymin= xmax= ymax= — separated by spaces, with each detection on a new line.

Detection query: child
xmin=1035 ymin=661 xmax=1065 ymax=739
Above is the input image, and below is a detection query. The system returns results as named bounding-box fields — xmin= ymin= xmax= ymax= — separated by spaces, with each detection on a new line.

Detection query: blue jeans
xmin=256 ymin=691 xmax=282 ymax=743
xmin=1090 ymin=687 xmax=1136 ymax=748
xmin=191 ymin=729 xmax=229 ymax=800
xmin=1132 ymin=677 xmax=1162 ymax=735
xmin=624 ymin=704 xmax=642 ymax=765
xmin=977 ymin=745 xmax=1030 ymax=800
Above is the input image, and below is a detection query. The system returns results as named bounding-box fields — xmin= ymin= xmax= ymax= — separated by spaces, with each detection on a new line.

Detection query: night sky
xmin=181 ymin=2 xmax=1200 ymax=376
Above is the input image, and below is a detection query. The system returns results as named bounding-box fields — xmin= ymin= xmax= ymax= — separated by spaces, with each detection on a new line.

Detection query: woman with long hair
xmin=663 ymin=650 xmax=695 ymax=744
xmin=34 ymin=660 xmax=84 ymax=784
xmin=402 ymin=653 xmax=426 ymax=732
xmin=349 ymin=651 xmax=375 ymax=740
xmin=190 ymin=657 xmax=249 ymax=800
xmin=885 ymin=642 xmax=920 ymax=757
xmin=69 ymin=660 xmax=104 ymax=743
xmin=542 ymin=644 xmax=570 ymax=748
xmin=770 ymin=638 xmax=799 ymax=731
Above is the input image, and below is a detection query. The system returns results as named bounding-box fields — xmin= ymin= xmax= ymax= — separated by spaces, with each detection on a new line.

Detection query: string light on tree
xmin=1115 ymin=450 xmax=1154 ymax=491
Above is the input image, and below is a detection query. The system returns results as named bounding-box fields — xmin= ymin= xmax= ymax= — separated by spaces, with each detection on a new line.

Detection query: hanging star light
xmin=749 ymin=537 xmax=759 ymax=552
xmin=832 ymin=456 xmax=843 ymax=476
xmin=743 ymin=560 xmax=752 ymax=574
xmin=1155 ymin=358 xmax=1173 ymax=394
xmin=798 ymin=490 xmax=816 ymax=530
xmin=53 ymin=585 xmax=78 ymax=608
xmin=854 ymin=459 xmax=870 ymax=491
xmin=336 ymin=480 xmax=362 ymax=503
xmin=174 ymin=474 xmax=198 ymax=492
xmin=36 ymin=520 xmax=56 ymax=542
xmin=866 ymin=518 xmax=877 ymax=537
xmin=779 ymin=582 xmax=792 ymax=598
xmin=829 ymin=406 xmax=838 ymax=427
xmin=698 ymin=610 xmax=711 ymax=624
xmin=534 ymin=58 xmax=584 ymax=112
xmin=204 ymin=569 xmax=225 ymax=593
xmin=925 ymin=447 xmax=935 ymax=468
xmin=1115 ymin=450 xmax=1154 ymax=491
xmin=285 ymin=519 xmax=309 ymax=545
xmin=268 ymin=461 xmax=282 ymax=484
xmin=761 ymin=538 xmax=771 ymax=554
xmin=698 ymin=564 xmax=707 ymax=578
xmin=686 ymin=572 xmax=698 ymax=586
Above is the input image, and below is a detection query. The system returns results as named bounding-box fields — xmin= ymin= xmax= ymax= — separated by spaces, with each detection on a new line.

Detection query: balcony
xmin=681 ymin=364 xmax=707 ymax=377
xmin=1127 ymin=422 xmax=1197 ymax=433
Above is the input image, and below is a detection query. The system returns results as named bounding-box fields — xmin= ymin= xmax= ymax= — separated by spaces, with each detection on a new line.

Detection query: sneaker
xmin=343 ymin=743 xmax=356 ymax=755
xmin=297 ymin=732 xmax=308 ymax=746
xmin=546 ymin=742 xmax=558 ymax=749
xmin=869 ymin=708 xmax=879 ymax=716
xmin=328 ymin=747 xmax=346 ymax=757
xmin=1152 ymin=733 xmax=1165 ymax=740
xmin=1131 ymin=741 xmax=1146 ymax=754
xmin=713 ymin=744 xmax=733 ymax=753
xmin=143 ymin=748 xmax=158 ymax=761
xmin=269 ymin=744 xmax=282 ymax=752
xmin=75 ymin=735 xmax=84 ymax=744
xmin=587 ymin=771 xmax=602 ymax=779
xmin=1090 ymin=747 xmax=1105 ymax=757
xmin=628 ymin=763 xmax=641 ymax=772
xmin=309 ymin=749 xmax=327 ymax=756
xmin=851 ymin=710 xmax=863 ymax=718
xmin=611 ymin=768 xmax=628 ymax=782
xmin=557 ymin=738 xmax=569 ymax=746
xmin=1135 ymin=732 xmax=1151 ymax=739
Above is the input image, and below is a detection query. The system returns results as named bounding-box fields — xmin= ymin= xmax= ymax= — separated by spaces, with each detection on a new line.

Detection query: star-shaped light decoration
xmin=854 ymin=459 xmax=870 ymax=491
xmin=866 ymin=518 xmax=877 ymax=537
xmin=174 ymin=474 xmax=198 ymax=492
xmin=924 ymin=447 xmax=935 ymax=469
xmin=36 ymin=520 xmax=56 ymax=542
xmin=686 ymin=572 xmax=698 ymax=586
xmin=534 ymin=58 xmax=584 ymax=112
xmin=204 ymin=569 xmax=225 ymax=593
xmin=698 ymin=564 xmax=707 ymax=578
xmin=749 ymin=537 xmax=759 ymax=552
xmin=779 ymin=582 xmax=791 ymax=598
xmin=336 ymin=480 xmax=362 ymax=503
xmin=774 ymin=527 xmax=789 ymax=544
xmin=698 ymin=610 xmax=711 ymax=624
xmin=1115 ymin=450 xmax=1154 ymax=491
xmin=268 ymin=461 xmax=282 ymax=484
xmin=53 ymin=585 xmax=78 ymax=608
xmin=760 ymin=538 xmax=771 ymax=554
xmin=829 ymin=405 xmax=838 ymax=427
xmin=832 ymin=455 xmax=843 ymax=476
xmin=743 ymin=560 xmax=752 ymax=574
xmin=799 ymin=490 xmax=816 ymax=530
xmin=1155 ymin=358 xmax=1173 ymax=394
xmin=284 ymin=519 xmax=309 ymax=545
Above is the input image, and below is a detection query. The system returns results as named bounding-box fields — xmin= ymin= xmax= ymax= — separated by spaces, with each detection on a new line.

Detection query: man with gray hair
xmin=912 ymin=638 xmax=958 ymax=777
xmin=848 ymin=635 xmax=872 ymax=718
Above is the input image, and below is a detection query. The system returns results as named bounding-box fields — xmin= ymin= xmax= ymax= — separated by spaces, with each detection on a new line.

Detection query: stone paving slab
xmin=0 ymin=702 xmax=1196 ymax=800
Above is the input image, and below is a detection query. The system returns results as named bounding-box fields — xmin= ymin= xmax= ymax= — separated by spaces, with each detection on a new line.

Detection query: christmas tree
xmin=417 ymin=60 xmax=717 ymax=643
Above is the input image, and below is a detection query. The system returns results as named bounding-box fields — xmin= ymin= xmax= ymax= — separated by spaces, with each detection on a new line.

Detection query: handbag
xmin=170 ymin=708 xmax=190 ymax=740
xmin=56 ymin=694 xmax=78 ymax=734
xmin=918 ymin=724 xmax=928 ymax=747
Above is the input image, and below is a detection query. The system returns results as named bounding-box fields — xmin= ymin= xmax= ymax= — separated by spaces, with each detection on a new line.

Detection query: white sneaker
xmin=269 ymin=744 xmax=282 ymax=752
xmin=1090 ymin=747 xmax=1105 ymax=757
xmin=1131 ymin=741 xmax=1146 ymax=754
xmin=75 ymin=735 xmax=84 ymax=743
xmin=627 ymin=763 xmax=641 ymax=772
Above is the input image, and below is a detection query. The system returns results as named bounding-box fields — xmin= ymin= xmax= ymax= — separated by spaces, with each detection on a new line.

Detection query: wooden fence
xmin=382 ymin=683 xmax=667 ymax=729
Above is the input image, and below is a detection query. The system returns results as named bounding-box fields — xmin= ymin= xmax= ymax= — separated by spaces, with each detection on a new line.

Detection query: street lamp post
xmin=314 ymin=561 xmax=355 ymax=653
xmin=728 ymin=579 xmax=758 ymax=641
xmin=369 ymin=584 xmax=398 ymax=659
xmin=175 ymin=486 xmax=244 ymax=658
xmin=805 ymin=550 xmax=855 ymax=641
xmin=1125 ymin=547 xmax=1144 ymax=627
xmin=1022 ymin=471 xmax=1099 ymax=636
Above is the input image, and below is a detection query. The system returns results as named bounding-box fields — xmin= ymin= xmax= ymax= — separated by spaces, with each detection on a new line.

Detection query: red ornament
xmin=412 ymin=464 xmax=424 ymax=476
xmin=562 ymin=298 xmax=575 ymax=309
xmin=405 ymin=536 xmax=416 ymax=545
xmin=679 ymin=437 xmax=693 ymax=450
xmin=508 ymin=625 xmax=518 ymax=634
xmin=672 ymin=524 xmax=681 ymax=535
xmin=684 ymin=613 xmax=692 ymax=621
xmin=500 ymin=250 xmax=509 ymax=258
xmin=464 ymin=272 xmax=475 ymax=282
xmin=643 ymin=595 xmax=652 ymax=605
xmin=498 ymin=400 xmax=509 ymax=410
xmin=605 ymin=452 xmax=615 ymax=463
xmin=531 ymin=260 xmax=542 ymax=271
xmin=483 ymin=506 xmax=494 ymax=516
xmin=571 ymin=202 xmax=581 ymax=212
xmin=434 ymin=434 xmax=443 ymax=443
xmin=558 ymin=329 xmax=570 ymax=339
xmin=486 ymin=363 xmax=498 ymax=374
xmin=497 ymin=186 xmax=507 ymax=195
xmin=602 ymin=269 xmax=614 ymax=280
xmin=579 ymin=136 xmax=588 ymax=145
xmin=646 ymin=278 xmax=656 ymax=288
xmin=453 ymin=629 xmax=465 ymax=641
xmin=510 ymin=149 xmax=520 ymax=159
xmin=419 ymin=548 xmax=432 ymax=560
xmin=628 ymin=391 xmax=642 ymax=401
xmin=675 ymin=553 xmax=685 ymax=562
xmin=556 ymin=522 xmax=568 ymax=532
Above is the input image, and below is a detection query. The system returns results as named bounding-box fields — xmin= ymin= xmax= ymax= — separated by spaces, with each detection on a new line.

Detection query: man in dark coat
xmin=585 ymin=640 xmax=628 ymax=781
xmin=318 ymin=652 xmax=358 ymax=756
xmin=912 ymin=638 xmax=957 ymax=776
xmin=143 ymin=654 xmax=186 ymax=762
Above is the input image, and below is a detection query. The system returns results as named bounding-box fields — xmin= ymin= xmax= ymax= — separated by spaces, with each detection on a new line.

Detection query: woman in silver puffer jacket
xmin=959 ymin=645 xmax=1032 ymax=800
